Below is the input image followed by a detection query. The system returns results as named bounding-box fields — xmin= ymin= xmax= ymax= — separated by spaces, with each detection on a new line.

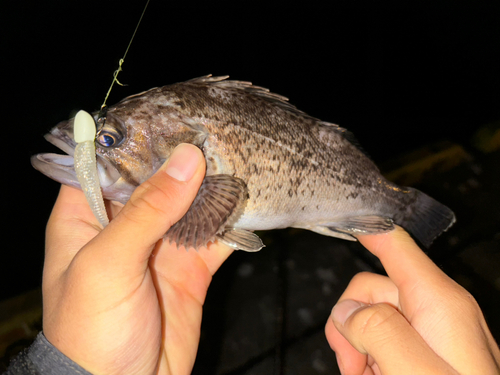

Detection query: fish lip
xmin=45 ymin=133 xmax=76 ymax=156
xmin=31 ymin=152 xmax=81 ymax=188
xmin=32 ymin=125 xmax=121 ymax=189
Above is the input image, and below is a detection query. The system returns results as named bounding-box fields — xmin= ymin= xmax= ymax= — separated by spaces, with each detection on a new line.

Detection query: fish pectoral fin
xmin=164 ymin=174 xmax=248 ymax=250
xmin=217 ymin=228 xmax=265 ymax=252
xmin=327 ymin=215 xmax=395 ymax=236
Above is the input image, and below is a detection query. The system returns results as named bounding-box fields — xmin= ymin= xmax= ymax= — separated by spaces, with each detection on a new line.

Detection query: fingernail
xmin=331 ymin=299 xmax=366 ymax=325
xmin=164 ymin=144 xmax=202 ymax=182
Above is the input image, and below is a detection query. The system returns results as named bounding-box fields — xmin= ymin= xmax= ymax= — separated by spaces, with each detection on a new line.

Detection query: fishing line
xmin=97 ymin=0 xmax=151 ymax=130
xmin=74 ymin=0 xmax=151 ymax=227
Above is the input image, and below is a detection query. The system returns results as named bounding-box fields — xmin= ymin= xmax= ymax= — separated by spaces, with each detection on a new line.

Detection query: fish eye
xmin=96 ymin=128 xmax=124 ymax=148
xmin=97 ymin=133 xmax=116 ymax=147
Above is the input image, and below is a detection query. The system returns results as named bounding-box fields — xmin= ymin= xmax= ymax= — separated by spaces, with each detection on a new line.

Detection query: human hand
xmin=325 ymin=226 xmax=500 ymax=375
xmin=42 ymin=143 xmax=233 ymax=375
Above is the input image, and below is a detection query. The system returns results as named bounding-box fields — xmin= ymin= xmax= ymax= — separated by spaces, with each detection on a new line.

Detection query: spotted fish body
xmin=32 ymin=75 xmax=455 ymax=251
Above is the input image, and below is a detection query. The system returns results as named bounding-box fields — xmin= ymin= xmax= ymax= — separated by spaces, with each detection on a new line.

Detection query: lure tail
xmin=74 ymin=110 xmax=109 ymax=228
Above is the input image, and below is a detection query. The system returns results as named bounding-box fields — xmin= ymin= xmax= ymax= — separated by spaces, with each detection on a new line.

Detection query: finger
xmin=326 ymin=273 xmax=399 ymax=374
xmin=45 ymin=185 xmax=103 ymax=280
xmin=358 ymin=230 xmax=500 ymax=374
xmin=147 ymin=240 xmax=234 ymax=375
xmin=149 ymin=240 xmax=233 ymax=306
xmin=325 ymin=317 xmax=368 ymax=375
xmin=331 ymin=300 xmax=455 ymax=375
xmin=76 ymin=143 xmax=206 ymax=277
xmin=339 ymin=272 xmax=399 ymax=307
xmin=356 ymin=226 xmax=451 ymax=294
xmin=198 ymin=241 xmax=234 ymax=276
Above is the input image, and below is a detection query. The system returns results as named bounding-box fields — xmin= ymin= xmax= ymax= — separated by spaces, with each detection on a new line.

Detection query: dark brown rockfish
xmin=32 ymin=75 xmax=455 ymax=251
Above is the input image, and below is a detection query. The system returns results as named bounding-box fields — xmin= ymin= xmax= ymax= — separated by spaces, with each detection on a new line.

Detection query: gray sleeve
xmin=5 ymin=332 xmax=93 ymax=375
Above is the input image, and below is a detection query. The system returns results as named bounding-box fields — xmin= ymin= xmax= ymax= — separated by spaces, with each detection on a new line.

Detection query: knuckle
xmin=430 ymin=276 xmax=482 ymax=316
xmin=348 ymin=271 xmax=389 ymax=292
xmin=422 ymin=277 xmax=483 ymax=320
xmin=350 ymin=271 xmax=376 ymax=285
xmin=123 ymin=179 xmax=177 ymax=224
xmin=352 ymin=271 xmax=374 ymax=281
xmin=348 ymin=272 xmax=374 ymax=291
xmin=351 ymin=303 xmax=401 ymax=336
xmin=448 ymin=284 xmax=482 ymax=317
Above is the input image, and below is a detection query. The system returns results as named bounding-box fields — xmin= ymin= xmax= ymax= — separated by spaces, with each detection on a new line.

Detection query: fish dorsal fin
xmin=318 ymin=121 xmax=372 ymax=159
xmin=186 ymin=74 xmax=289 ymax=102
xmin=186 ymin=74 xmax=230 ymax=84
xmin=186 ymin=74 xmax=311 ymax=119
xmin=165 ymin=174 xmax=248 ymax=250
xmin=186 ymin=75 xmax=369 ymax=156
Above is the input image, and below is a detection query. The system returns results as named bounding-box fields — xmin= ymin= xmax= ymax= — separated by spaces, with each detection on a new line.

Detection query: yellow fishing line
xmin=73 ymin=0 xmax=151 ymax=226
xmin=101 ymin=0 xmax=151 ymax=111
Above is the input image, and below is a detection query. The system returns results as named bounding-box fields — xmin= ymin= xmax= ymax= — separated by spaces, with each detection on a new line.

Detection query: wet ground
xmin=1 ymin=136 xmax=499 ymax=374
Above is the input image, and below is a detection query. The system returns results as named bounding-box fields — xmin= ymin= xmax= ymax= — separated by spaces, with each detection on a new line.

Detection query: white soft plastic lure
xmin=73 ymin=110 xmax=109 ymax=227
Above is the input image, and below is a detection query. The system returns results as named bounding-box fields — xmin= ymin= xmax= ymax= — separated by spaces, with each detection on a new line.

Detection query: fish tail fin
xmin=395 ymin=188 xmax=456 ymax=248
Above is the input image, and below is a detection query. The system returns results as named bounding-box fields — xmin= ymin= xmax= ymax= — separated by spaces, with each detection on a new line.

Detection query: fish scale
xmin=32 ymin=75 xmax=455 ymax=251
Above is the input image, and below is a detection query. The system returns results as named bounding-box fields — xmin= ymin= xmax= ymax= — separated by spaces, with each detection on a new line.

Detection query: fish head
xmin=31 ymin=87 xmax=208 ymax=203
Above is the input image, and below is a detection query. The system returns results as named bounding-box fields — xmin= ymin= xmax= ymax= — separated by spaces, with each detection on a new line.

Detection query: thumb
xmin=331 ymin=300 xmax=453 ymax=375
xmin=82 ymin=143 xmax=205 ymax=269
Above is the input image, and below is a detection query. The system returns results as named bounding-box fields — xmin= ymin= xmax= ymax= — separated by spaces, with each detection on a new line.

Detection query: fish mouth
xmin=31 ymin=123 xmax=123 ymax=194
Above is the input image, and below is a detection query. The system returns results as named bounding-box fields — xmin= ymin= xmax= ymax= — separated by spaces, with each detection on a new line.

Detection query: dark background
xmin=2 ymin=0 xmax=499 ymax=302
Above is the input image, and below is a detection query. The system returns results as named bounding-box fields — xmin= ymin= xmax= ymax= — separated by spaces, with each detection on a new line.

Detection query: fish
xmin=31 ymin=75 xmax=455 ymax=251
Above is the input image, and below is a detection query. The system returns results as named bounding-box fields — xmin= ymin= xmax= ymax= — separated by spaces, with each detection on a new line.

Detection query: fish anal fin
xmin=303 ymin=215 xmax=394 ymax=241
xmin=300 ymin=225 xmax=357 ymax=241
xmin=327 ymin=215 xmax=394 ymax=236
xmin=217 ymin=228 xmax=264 ymax=252
xmin=165 ymin=174 xmax=247 ymax=250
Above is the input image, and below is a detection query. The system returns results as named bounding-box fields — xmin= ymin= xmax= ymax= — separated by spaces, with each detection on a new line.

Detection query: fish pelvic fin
xmin=217 ymin=228 xmax=265 ymax=252
xmin=165 ymin=174 xmax=248 ymax=250
xmin=393 ymin=188 xmax=456 ymax=248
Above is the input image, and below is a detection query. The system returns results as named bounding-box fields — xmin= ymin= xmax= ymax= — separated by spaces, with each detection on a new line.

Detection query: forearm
xmin=5 ymin=332 xmax=92 ymax=375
